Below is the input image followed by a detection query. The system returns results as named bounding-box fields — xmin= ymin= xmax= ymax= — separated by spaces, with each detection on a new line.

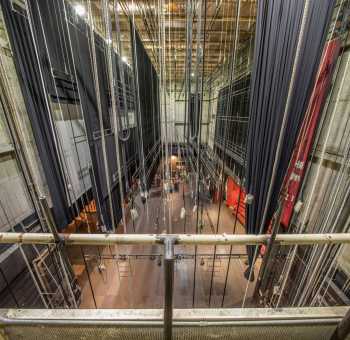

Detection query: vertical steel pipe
xmin=163 ymin=238 xmax=175 ymax=340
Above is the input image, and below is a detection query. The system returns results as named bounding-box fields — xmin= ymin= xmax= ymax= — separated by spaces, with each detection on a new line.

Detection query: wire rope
xmin=242 ymin=0 xmax=312 ymax=307
xmin=86 ymin=0 xmax=116 ymax=232
xmin=192 ymin=0 xmax=207 ymax=307
xmin=101 ymin=0 xmax=127 ymax=233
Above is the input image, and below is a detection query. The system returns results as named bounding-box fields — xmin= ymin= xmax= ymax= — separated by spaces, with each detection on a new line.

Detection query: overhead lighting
xmin=74 ymin=4 xmax=86 ymax=17
xmin=116 ymin=3 xmax=138 ymax=13
xmin=122 ymin=56 xmax=128 ymax=63
xmin=191 ymin=72 xmax=195 ymax=77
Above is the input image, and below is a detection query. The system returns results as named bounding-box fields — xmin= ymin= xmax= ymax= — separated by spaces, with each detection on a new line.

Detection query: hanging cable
xmin=61 ymin=0 xmax=107 ymax=229
xmin=275 ymin=1 xmax=349 ymax=306
xmin=86 ymin=0 xmax=116 ymax=232
xmin=242 ymin=0 xmax=313 ymax=306
xmin=192 ymin=0 xmax=207 ymax=307
xmin=37 ymin=1 xmax=94 ymax=230
xmin=130 ymin=0 xmax=148 ymax=195
xmin=102 ymin=0 xmax=128 ymax=233
xmin=113 ymin=0 xmax=131 ymax=142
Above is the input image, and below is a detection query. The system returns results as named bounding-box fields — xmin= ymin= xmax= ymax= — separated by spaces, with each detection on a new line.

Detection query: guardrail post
xmin=163 ymin=236 xmax=176 ymax=340
xmin=331 ymin=308 xmax=350 ymax=340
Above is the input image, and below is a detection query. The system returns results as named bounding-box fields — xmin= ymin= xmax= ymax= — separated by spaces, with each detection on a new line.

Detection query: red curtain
xmin=226 ymin=177 xmax=246 ymax=225
xmin=280 ymin=38 xmax=341 ymax=229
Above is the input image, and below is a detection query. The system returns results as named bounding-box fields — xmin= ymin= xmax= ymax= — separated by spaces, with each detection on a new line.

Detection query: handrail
xmin=1 ymin=232 xmax=350 ymax=246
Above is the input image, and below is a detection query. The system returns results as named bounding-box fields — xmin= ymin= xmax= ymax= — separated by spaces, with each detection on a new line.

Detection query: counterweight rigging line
xmin=157 ymin=0 xmax=166 ymax=233
xmin=24 ymin=0 xmax=77 ymax=217
xmin=161 ymin=0 xmax=170 ymax=185
xmin=242 ymin=0 xmax=313 ymax=307
xmin=294 ymin=152 xmax=350 ymax=307
xmin=41 ymin=1 xmax=93 ymax=227
xmin=168 ymin=0 xmax=175 ymax=234
xmin=0 ymin=66 xmax=74 ymax=308
xmin=177 ymin=0 xmax=219 ymax=102
xmin=130 ymin=0 xmax=147 ymax=193
xmin=61 ymin=0 xmax=106 ymax=228
xmin=221 ymin=0 xmax=255 ymax=307
xmin=36 ymin=1 xmax=89 ymax=219
xmin=190 ymin=0 xmax=204 ymax=143
xmin=86 ymin=0 xmax=116 ymax=232
xmin=311 ymin=178 xmax=350 ymax=304
xmin=299 ymin=130 xmax=350 ymax=298
xmin=208 ymin=119 xmax=229 ymax=307
xmin=300 ymin=146 xmax=349 ymax=304
xmin=177 ymin=135 xmax=188 ymax=234
xmin=278 ymin=11 xmax=350 ymax=307
xmin=102 ymin=0 xmax=127 ymax=233
xmin=113 ymin=0 xmax=131 ymax=142
xmin=208 ymin=0 xmax=242 ymax=308
xmin=184 ymin=0 xmax=193 ymax=146
xmin=52 ymin=0 xmax=92 ymax=215
xmin=275 ymin=15 xmax=350 ymax=307
xmin=80 ymin=245 xmax=98 ymax=308
xmin=192 ymin=0 xmax=207 ymax=308
xmin=0 ymin=58 xmax=47 ymax=230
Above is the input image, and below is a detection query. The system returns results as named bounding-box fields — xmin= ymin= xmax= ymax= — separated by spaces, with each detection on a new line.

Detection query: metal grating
xmin=1 ymin=307 xmax=349 ymax=340
xmin=1 ymin=325 xmax=344 ymax=340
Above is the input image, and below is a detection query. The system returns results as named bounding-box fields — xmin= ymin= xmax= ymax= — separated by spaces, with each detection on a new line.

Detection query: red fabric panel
xmin=280 ymin=38 xmax=341 ymax=228
xmin=226 ymin=177 xmax=246 ymax=225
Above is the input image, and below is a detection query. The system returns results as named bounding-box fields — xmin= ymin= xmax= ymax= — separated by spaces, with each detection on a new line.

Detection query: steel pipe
xmin=1 ymin=232 xmax=350 ymax=246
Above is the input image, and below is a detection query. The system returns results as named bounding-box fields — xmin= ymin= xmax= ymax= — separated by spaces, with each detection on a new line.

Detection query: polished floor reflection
xmin=68 ymin=182 xmax=260 ymax=309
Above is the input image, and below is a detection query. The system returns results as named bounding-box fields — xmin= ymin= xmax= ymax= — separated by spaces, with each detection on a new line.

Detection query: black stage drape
xmin=3 ymin=0 xmax=156 ymax=230
xmin=1 ymin=0 xmax=72 ymax=228
xmin=131 ymin=23 xmax=160 ymax=189
xmin=245 ymin=0 xmax=335 ymax=264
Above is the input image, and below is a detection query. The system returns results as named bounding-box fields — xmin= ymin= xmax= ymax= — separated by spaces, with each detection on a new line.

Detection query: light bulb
xmin=74 ymin=4 xmax=86 ymax=17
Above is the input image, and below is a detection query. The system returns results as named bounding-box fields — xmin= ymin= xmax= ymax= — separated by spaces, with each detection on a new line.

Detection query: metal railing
xmin=1 ymin=231 xmax=350 ymax=340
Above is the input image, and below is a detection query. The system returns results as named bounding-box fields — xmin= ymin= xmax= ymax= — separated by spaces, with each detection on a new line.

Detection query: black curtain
xmin=31 ymin=0 xmax=140 ymax=230
xmin=1 ymin=0 xmax=72 ymax=228
xmin=131 ymin=23 xmax=160 ymax=189
xmin=189 ymin=94 xmax=201 ymax=141
xmin=245 ymin=0 xmax=335 ymax=263
xmin=65 ymin=4 xmax=124 ymax=230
